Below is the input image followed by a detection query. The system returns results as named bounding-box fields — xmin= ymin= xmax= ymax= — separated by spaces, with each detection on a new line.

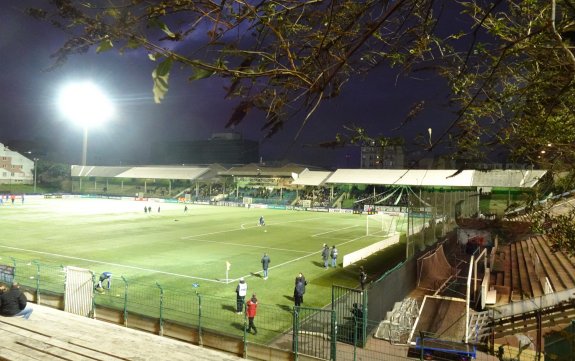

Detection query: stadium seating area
xmin=0 ymin=303 xmax=243 ymax=361
xmin=490 ymin=234 xmax=575 ymax=303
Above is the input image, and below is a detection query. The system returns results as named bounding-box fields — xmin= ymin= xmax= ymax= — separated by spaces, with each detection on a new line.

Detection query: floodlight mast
xmin=82 ymin=127 xmax=88 ymax=167
xmin=57 ymin=81 xmax=114 ymax=166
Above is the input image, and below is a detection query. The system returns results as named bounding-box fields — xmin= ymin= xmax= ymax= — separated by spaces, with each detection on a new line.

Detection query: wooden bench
xmin=0 ymin=303 xmax=243 ymax=361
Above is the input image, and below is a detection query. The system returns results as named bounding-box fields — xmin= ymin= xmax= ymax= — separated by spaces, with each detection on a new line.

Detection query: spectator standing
xmin=321 ymin=244 xmax=330 ymax=269
xmin=261 ymin=253 xmax=271 ymax=280
xmin=295 ymin=272 xmax=308 ymax=303
xmin=359 ymin=266 xmax=368 ymax=290
xmin=0 ymin=282 xmax=33 ymax=319
xmin=294 ymin=279 xmax=305 ymax=307
xmin=351 ymin=303 xmax=364 ymax=341
xmin=330 ymin=245 xmax=338 ymax=268
xmin=246 ymin=294 xmax=258 ymax=335
xmin=235 ymin=277 xmax=248 ymax=314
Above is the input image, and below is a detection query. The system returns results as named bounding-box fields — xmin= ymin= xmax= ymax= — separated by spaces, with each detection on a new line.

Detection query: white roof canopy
xmin=324 ymin=169 xmax=546 ymax=188
xmin=291 ymin=169 xmax=333 ymax=186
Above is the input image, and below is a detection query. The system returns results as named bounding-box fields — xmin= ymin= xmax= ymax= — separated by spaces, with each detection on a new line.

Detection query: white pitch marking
xmin=182 ymin=216 xmax=326 ymax=239
xmin=230 ymin=233 xmax=371 ymax=283
xmin=0 ymin=245 xmax=223 ymax=283
xmin=186 ymin=238 xmax=310 ymax=253
xmin=312 ymin=225 xmax=358 ymax=237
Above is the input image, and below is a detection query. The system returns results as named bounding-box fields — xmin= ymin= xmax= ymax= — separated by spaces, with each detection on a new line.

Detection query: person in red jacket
xmin=246 ymin=294 xmax=258 ymax=335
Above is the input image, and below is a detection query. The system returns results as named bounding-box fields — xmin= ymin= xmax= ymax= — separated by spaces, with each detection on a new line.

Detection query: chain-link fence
xmin=3 ymin=241 xmax=573 ymax=361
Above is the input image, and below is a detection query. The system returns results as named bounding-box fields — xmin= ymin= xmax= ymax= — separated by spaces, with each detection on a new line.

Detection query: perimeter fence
xmin=2 ymin=254 xmax=571 ymax=360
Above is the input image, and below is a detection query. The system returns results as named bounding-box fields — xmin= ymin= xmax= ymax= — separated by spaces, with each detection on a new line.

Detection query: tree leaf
xmin=152 ymin=58 xmax=173 ymax=103
xmin=189 ymin=67 xmax=215 ymax=81
xmin=96 ymin=38 xmax=113 ymax=53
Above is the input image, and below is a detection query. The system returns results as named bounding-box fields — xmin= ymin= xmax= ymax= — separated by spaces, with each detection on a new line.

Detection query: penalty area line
xmin=184 ymin=216 xmax=326 ymax=239
xmin=312 ymin=225 xmax=358 ymax=237
xmin=185 ymin=238 xmax=309 ymax=253
xmin=0 ymin=244 xmax=223 ymax=284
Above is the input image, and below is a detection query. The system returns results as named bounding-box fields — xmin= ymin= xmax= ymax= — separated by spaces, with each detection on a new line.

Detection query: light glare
xmin=58 ymin=81 xmax=114 ymax=127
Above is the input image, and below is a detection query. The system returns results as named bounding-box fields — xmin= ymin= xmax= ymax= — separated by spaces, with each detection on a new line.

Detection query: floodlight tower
xmin=57 ymin=81 xmax=114 ymax=166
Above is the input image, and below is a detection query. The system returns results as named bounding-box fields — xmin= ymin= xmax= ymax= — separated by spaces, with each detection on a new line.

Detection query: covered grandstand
xmin=70 ymin=165 xmax=547 ymax=204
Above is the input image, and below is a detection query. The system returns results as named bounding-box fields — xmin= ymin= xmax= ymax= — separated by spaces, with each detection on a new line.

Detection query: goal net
xmin=366 ymin=212 xmax=402 ymax=236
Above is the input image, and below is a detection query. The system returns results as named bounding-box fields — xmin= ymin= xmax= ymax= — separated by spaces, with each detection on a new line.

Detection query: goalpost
xmin=366 ymin=212 xmax=404 ymax=236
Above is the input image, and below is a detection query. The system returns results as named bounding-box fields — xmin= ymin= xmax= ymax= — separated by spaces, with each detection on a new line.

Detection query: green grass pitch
xmin=0 ymin=197 xmax=408 ymax=309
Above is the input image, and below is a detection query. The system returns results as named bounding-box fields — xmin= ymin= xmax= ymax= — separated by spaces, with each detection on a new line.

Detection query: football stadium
xmin=2 ymin=165 xmax=573 ymax=361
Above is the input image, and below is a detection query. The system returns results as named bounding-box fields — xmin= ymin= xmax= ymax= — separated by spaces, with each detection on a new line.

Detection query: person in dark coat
xmin=261 ymin=253 xmax=271 ymax=280
xmin=0 ymin=283 xmax=33 ymax=319
xmin=295 ymin=272 xmax=306 ymax=286
xmin=359 ymin=266 xmax=368 ymax=290
xmin=321 ymin=244 xmax=330 ymax=269
xmin=294 ymin=279 xmax=305 ymax=307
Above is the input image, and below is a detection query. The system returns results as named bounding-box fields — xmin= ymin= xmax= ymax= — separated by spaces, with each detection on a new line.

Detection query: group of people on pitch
xmin=321 ymin=244 xmax=339 ymax=268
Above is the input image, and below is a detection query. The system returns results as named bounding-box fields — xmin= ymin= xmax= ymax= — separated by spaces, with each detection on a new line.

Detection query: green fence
xmin=4 ymin=255 xmax=573 ymax=361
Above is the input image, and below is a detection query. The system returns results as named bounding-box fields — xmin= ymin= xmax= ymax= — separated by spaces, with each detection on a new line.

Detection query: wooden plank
xmin=503 ymin=244 xmax=512 ymax=289
xmin=538 ymin=235 xmax=575 ymax=288
xmin=0 ymin=342 xmax=65 ymax=361
xmin=519 ymin=240 xmax=543 ymax=297
xmin=15 ymin=339 xmax=97 ymax=361
xmin=510 ymin=243 xmax=521 ymax=301
xmin=514 ymin=241 xmax=533 ymax=298
xmin=0 ymin=346 xmax=42 ymax=361
xmin=528 ymin=236 xmax=571 ymax=291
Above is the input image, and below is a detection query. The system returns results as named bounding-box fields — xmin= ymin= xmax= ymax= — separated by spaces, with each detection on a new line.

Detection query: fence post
xmin=156 ymin=282 xmax=164 ymax=336
xmin=197 ymin=292 xmax=203 ymax=346
xmin=419 ymin=331 xmax=425 ymax=360
xmin=91 ymin=271 xmax=96 ymax=319
xmin=122 ymin=276 xmax=128 ymax=327
xmin=331 ymin=309 xmax=337 ymax=361
xmin=33 ymin=261 xmax=41 ymax=304
xmin=353 ymin=314 xmax=357 ymax=361
xmin=243 ymin=303 xmax=248 ymax=359
xmin=292 ymin=307 xmax=299 ymax=361
xmin=10 ymin=257 xmax=16 ymax=283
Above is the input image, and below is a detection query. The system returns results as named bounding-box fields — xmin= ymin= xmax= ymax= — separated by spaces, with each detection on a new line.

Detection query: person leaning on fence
xmin=246 ymin=294 xmax=258 ymax=335
xmin=96 ymin=272 xmax=113 ymax=290
xmin=0 ymin=282 xmax=33 ymax=320
xmin=235 ymin=277 xmax=248 ymax=314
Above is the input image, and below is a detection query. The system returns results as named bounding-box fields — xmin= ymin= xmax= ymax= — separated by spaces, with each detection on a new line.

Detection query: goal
xmin=366 ymin=212 xmax=397 ymax=236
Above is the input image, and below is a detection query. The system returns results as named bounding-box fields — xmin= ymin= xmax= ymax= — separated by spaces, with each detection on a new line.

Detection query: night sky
xmin=0 ymin=1 xmax=457 ymax=169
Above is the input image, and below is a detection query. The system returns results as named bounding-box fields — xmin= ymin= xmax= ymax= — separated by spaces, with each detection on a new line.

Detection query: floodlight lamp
xmin=58 ymin=81 xmax=114 ymax=127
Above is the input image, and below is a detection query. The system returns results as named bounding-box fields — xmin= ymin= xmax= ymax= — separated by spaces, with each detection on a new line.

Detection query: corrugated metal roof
xmin=291 ymin=169 xmax=333 ymax=186
xmin=71 ymin=165 xmax=546 ymax=188
xmin=471 ymin=169 xmax=546 ymax=188
xmin=71 ymin=166 xmax=132 ymax=177
xmin=71 ymin=165 xmax=210 ymax=180
xmin=117 ymin=167 xmax=210 ymax=180
xmin=325 ymin=169 xmax=476 ymax=187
